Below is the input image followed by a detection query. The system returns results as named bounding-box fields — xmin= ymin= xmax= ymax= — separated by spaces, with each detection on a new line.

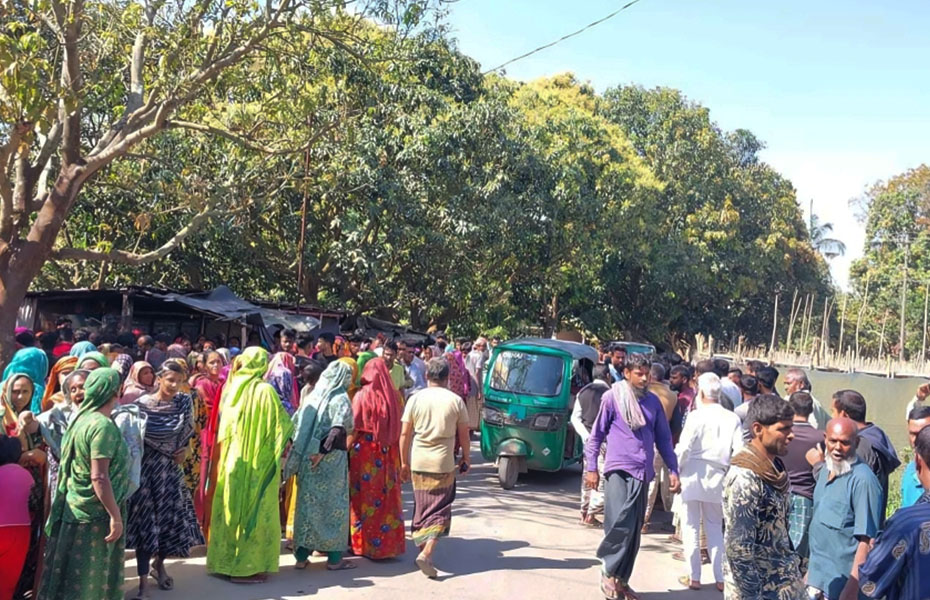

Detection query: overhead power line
xmin=482 ymin=0 xmax=644 ymax=75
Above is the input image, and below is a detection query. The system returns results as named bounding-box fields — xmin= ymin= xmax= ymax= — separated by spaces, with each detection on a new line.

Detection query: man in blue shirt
xmin=807 ymin=418 xmax=883 ymax=600
xmin=900 ymin=406 xmax=930 ymax=508
xmin=859 ymin=425 xmax=930 ymax=600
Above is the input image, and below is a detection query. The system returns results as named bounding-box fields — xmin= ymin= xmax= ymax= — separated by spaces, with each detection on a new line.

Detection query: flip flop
xmin=621 ymin=586 xmax=642 ymax=600
xmin=150 ymin=569 xmax=173 ymax=591
xmin=326 ymin=560 xmax=357 ymax=571
xmin=600 ymin=574 xmax=620 ymax=600
xmin=294 ymin=560 xmax=310 ymax=570
xmin=678 ymin=575 xmax=701 ymax=590
xmin=415 ymin=553 xmax=438 ymax=579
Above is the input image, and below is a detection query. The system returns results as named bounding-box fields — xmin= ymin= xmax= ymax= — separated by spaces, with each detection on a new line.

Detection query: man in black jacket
xmin=571 ymin=364 xmax=612 ymax=526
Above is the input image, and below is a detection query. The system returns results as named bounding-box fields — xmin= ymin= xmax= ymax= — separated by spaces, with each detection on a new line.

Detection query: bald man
xmin=807 ymin=418 xmax=883 ymax=600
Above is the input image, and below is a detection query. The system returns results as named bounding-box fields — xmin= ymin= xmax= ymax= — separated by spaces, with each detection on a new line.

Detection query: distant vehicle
xmin=609 ymin=340 xmax=656 ymax=356
xmin=480 ymin=337 xmax=598 ymax=489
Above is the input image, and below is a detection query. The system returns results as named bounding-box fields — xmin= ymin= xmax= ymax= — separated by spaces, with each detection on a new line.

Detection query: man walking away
xmin=584 ymin=354 xmax=680 ymax=600
xmin=859 ymin=425 xmax=930 ymax=600
xmin=782 ymin=391 xmax=825 ymax=574
xmin=831 ymin=390 xmax=901 ymax=523
xmin=899 ymin=407 xmax=930 ymax=507
xmin=722 ymin=394 xmax=805 ymax=600
xmin=400 ymin=358 xmax=470 ymax=579
xmin=571 ymin=364 xmax=611 ymax=526
xmin=783 ymin=368 xmax=830 ymax=430
xmin=807 ymin=418 xmax=883 ymax=600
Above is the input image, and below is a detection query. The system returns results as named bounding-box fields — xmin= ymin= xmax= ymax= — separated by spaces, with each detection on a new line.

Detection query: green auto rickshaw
xmin=480 ymin=338 xmax=598 ymax=489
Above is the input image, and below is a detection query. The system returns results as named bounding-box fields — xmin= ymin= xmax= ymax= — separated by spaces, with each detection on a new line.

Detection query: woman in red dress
xmin=348 ymin=358 xmax=406 ymax=559
xmin=190 ymin=350 xmax=227 ymax=534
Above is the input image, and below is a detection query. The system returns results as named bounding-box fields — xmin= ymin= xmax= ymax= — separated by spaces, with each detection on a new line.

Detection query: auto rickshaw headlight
xmin=483 ymin=406 xmax=504 ymax=425
xmin=530 ymin=413 xmax=561 ymax=431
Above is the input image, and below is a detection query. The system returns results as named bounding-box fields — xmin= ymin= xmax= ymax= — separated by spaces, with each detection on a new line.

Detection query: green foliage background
xmin=10 ymin=5 xmax=836 ymax=346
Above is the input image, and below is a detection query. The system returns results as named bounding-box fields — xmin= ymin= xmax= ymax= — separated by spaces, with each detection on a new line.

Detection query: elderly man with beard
xmin=722 ymin=394 xmax=805 ymax=600
xmin=806 ymin=418 xmax=883 ymax=600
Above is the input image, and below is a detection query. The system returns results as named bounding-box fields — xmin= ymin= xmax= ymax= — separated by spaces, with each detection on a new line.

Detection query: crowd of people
xmin=0 ymin=322 xmax=489 ymax=600
xmin=578 ymin=347 xmax=929 ymax=600
xmin=3 ymin=320 xmax=929 ymax=600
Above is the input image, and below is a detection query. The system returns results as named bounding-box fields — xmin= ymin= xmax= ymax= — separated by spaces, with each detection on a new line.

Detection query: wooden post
xmin=802 ymin=293 xmax=816 ymax=354
xmin=769 ymin=294 xmax=780 ymax=356
xmin=879 ymin=311 xmax=889 ymax=361
xmin=922 ymin=282 xmax=929 ymax=363
xmin=838 ymin=294 xmax=848 ymax=358
xmin=120 ymin=291 xmax=133 ymax=332
xmin=855 ymin=273 xmax=872 ymax=361
xmin=785 ymin=288 xmax=800 ymax=354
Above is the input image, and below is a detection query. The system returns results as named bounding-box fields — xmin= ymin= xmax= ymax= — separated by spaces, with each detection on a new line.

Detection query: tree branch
xmin=52 ymin=200 xmax=221 ymax=265
xmin=0 ymin=123 xmax=27 ymax=241
xmin=165 ymin=118 xmax=340 ymax=155
xmin=54 ymin=0 xmax=85 ymax=166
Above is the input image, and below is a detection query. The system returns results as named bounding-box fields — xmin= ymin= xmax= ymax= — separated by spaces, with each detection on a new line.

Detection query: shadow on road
xmin=430 ymin=536 xmax=599 ymax=580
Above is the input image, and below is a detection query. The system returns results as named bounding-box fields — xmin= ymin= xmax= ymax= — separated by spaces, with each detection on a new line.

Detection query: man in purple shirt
xmin=585 ymin=354 xmax=680 ymax=600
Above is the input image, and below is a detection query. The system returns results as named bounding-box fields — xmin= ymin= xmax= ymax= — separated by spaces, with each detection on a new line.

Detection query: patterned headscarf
xmin=1 ymin=374 xmax=35 ymax=445
xmin=285 ymin=360 xmax=353 ymax=478
xmin=338 ymin=357 xmax=360 ymax=399
xmin=111 ymin=353 xmax=134 ymax=384
xmin=167 ymin=344 xmax=188 ymax=359
xmin=265 ymin=352 xmax=298 ymax=415
xmin=41 ymin=355 xmax=79 ymax=411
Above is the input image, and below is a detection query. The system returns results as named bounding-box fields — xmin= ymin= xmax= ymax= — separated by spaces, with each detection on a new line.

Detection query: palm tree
xmin=809 ymin=212 xmax=846 ymax=259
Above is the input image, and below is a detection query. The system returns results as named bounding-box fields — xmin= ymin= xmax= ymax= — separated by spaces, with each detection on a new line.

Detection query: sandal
xmin=600 ymin=574 xmax=620 ymax=600
xmin=621 ymin=586 xmax=642 ymax=600
xmin=294 ymin=560 xmax=310 ymax=570
xmin=150 ymin=569 xmax=173 ymax=591
xmin=326 ymin=560 xmax=357 ymax=571
xmin=678 ymin=575 xmax=701 ymax=590
xmin=415 ymin=553 xmax=438 ymax=579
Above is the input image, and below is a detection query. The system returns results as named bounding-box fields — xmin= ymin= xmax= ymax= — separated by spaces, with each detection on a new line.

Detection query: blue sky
xmin=445 ymin=0 xmax=930 ymax=288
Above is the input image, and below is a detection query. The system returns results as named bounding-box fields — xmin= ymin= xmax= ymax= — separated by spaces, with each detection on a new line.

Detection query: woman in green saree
xmin=285 ymin=359 xmax=356 ymax=571
xmin=38 ymin=367 xmax=129 ymax=600
xmin=206 ymin=347 xmax=294 ymax=583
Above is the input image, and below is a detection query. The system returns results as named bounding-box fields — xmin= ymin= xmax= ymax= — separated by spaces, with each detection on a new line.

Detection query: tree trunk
xmin=0 ymin=165 xmax=86 ymax=367
xmin=543 ymin=293 xmax=559 ymax=337
xmin=0 ymin=280 xmax=26 ymax=367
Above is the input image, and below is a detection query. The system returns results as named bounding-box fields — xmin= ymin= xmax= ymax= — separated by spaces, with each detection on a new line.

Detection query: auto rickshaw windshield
xmin=489 ymin=350 xmax=563 ymax=397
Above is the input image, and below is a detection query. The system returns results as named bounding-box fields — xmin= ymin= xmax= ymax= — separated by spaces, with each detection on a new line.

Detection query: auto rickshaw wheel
xmin=498 ymin=456 xmax=520 ymax=489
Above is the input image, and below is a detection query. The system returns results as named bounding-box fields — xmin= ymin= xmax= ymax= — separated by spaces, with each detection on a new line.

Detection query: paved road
xmin=132 ymin=443 xmax=722 ymax=600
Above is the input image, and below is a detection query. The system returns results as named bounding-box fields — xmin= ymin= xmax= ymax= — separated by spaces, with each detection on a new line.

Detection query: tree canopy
xmin=3 ymin=0 xmax=833 ymax=354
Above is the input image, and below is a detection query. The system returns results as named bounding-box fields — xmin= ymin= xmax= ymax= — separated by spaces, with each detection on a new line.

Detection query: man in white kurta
xmin=675 ymin=373 xmax=744 ymax=589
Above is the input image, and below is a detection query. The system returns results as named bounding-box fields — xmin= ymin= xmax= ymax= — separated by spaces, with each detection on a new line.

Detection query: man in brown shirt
xmin=645 ymin=362 xmax=679 ymax=529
